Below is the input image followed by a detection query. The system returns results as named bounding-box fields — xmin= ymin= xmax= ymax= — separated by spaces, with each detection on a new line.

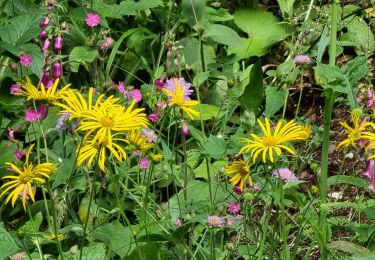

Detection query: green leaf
xmin=194 ymin=160 xmax=227 ymax=179
xmin=204 ymin=24 xmax=243 ymax=47
xmin=264 ymin=86 xmax=287 ymax=117
xmin=0 ymin=141 xmax=17 ymax=166
xmin=352 ymin=252 xmax=375 ymax=260
xmin=20 ymin=212 xmax=43 ymax=233
xmin=181 ymin=0 xmax=205 ymax=26
xmin=341 ymin=17 xmax=374 ymax=54
xmin=93 ymin=222 xmax=132 ymax=258
xmin=0 ymin=224 xmax=19 ymax=259
xmin=68 ymin=46 xmax=98 ymax=73
xmin=342 ymin=56 xmax=369 ymax=87
xmin=0 ymin=12 xmax=43 ymax=46
xmin=193 ymin=104 xmax=220 ymax=121
xmin=230 ymin=8 xmax=288 ymax=58
xmin=205 ymin=7 xmax=233 ymax=22
xmin=94 ymin=0 xmax=162 ymax=18
xmin=61 ymin=243 xmax=106 ymax=260
xmin=327 ymin=175 xmax=369 ymax=189
xmin=327 ymin=241 xmax=369 ymax=255
xmin=4 ymin=0 xmax=38 ymax=16
xmin=240 ymin=60 xmax=264 ymax=112
xmin=201 ymin=135 xmax=226 ymax=159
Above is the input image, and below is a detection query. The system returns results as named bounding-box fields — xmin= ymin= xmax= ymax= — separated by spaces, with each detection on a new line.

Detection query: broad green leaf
xmin=94 ymin=222 xmax=132 ymax=258
xmin=240 ymin=60 xmax=264 ymax=112
xmin=94 ymin=0 xmax=162 ymax=18
xmin=264 ymin=86 xmax=287 ymax=117
xmin=341 ymin=17 xmax=374 ymax=54
xmin=204 ymin=24 xmax=243 ymax=47
xmin=0 ymin=141 xmax=17 ymax=166
xmin=180 ymin=37 xmax=216 ymax=72
xmin=20 ymin=212 xmax=43 ymax=233
xmin=327 ymin=241 xmax=369 ymax=256
xmin=0 ymin=12 xmax=43 ymax=46
xmin=181 ymin=0 xmax=205 ymax=26
xmin=0 ymin=224 xmax=19 ymax=259
xmin=230 ymin=8 xmax=288 ymax=58
xmin=61 ymin=243 xmax=106 ymax=260
xmin=201 ymin=135 xmax=226 ymax=159
xmin=193 ymin=104 xmax=220 ymax=121
xmin=4 ymin=0 xmax=38 ymax=15
xmin=69 ymin=46 xmax=98 ymax=72
xmin=194 ymin=160 xmax=227 ymax=179
xmin=327 ymin=175 xmax=369 ymax=189
xmin=205 ymin=7 xmax=233 ymax=21
xmin=352 ymin=252 xmax=375 ymax=260
xmin=342 ymin=56 xmax=369 ymax=87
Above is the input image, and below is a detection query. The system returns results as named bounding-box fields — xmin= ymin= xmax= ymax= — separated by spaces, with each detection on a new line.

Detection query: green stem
xmin=182 ymin=132 xmax=188 ymax=201
xmin=280 ymin=181 xmax=290 ymax=260
xmin=295 ymin=68 xmax=304 ymax=118
xmin=282 ymin=89 xmax=289 ymax=119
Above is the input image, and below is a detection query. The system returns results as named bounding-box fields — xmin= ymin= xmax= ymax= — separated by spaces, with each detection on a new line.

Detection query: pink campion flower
xmin=228 ymin=202 xmax=241 ymax=214
xmin=226 ymin=218 xmax=234 ymax=227
xmin=139 ymin=157 xmax=150 ymax=170
xmin=164 ymin=77 xmax=193 ymax=101
xmin=25 ymin=109 xmax=40 ymax=122
xmin=19 ymin=54 xmax=33 ymax=67
xmin=15 ymin=149 xmax=25 ymax=161
xmin=8 ymin=128 xmax=15 ymax=142
xmin=364 ymin=160 xmax=375 ymax=192
xmin=148 ymin=113 xmax=160 ymax=122
xmin=273 ymin=167 xmax=298 ymax=182
xmin=156 ymin=102 xmax=166 ymax=109
xmin=175 ymin=219 xmax=182 ymax=227
xmin=100 ymin=37 xmax=114 ymax=50
xmin=10 ymin=84 xmax=21 ymax=95
xmin=154 ymin=79 xmax=165 ymax=90
xmin=207 ymin=215 xmax=223 ymax=228
xmin=131 ymin=89 xmax=142 ymax=102
xmin=85 ymin=12 xmax=101 ymax=27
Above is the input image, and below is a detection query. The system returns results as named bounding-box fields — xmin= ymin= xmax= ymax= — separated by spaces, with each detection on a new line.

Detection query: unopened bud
xmin=41 ymin=38 xmax=50 ymax=52
xmin=54 ymin=34 xmax=63 ymax=51
xmin=52 ymin=61 xmax=62 ymax=78
xmin=39 ymin=16 xmax=50 ymax=27
xmin=39 ymin=29 xmax=48 ymax=38
xmin=181 ymin=123 xmax=190 ymax=136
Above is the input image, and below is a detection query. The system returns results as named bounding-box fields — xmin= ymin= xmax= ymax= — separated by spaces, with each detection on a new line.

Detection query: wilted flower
xmin=53 ymin=61 xmax=62 ymax=78
xmin=139 ymin=157 xmax=150 ymax=170
xmin=207 ymin=215 xmax=223 ymax=228
xmin=366 ymin=89 xmax=373 ymax=108
xmin=232 ymin=186 xmax=242 ymax=195
xmin=364 ymin=160 xmax=375 ymax=191
xmin=226 ymin=218 xmax=234 ymax=227
xmin=41 ymin=71 xmax=50 ymax=86
xmin=10 ymin=252 xmax=25 ymax=260
xmin=293 ymin=55 xmax=313 ymax=65
xmin=151 ymin=154 xmax=163 ymax=163
xmin=273 ymin=167 xmax=298 ymax=182
xmin=228 ymin=202 xmax=241 ymax=214
xmin=10 ymin=84 xmax=22 ymax=95
xmin=85 ymin=13 xmax=100 ymax=27
xmin=19 ymin=54 xmax=33 ymax=67
xmin=118 ymin=81 xmax=126 ymax=95
xmin=235 ymin=214 xmax=244 ymax=220
xmin=54 ymin=34 xmax=63 ymax=51
xmin=37 ymin=104 xmax=48 ymax=120
xmin=131 ymin=89 xmax=142 ymax=102
xmin=8 ymin=128 xmax=15 ymax=142
xmin=148 ymin=113 xmax=160 ymax=122
xmin=100 ymin=37 xmax=114 ymax=50
xmin=156 ymin=102 xmax=166 ymax=109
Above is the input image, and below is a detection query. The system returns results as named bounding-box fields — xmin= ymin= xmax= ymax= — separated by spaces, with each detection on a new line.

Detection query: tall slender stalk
xmin=319 ymin=0 xmax=340 ymax=257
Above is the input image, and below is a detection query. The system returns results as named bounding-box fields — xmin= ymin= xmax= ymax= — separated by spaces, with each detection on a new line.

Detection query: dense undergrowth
xmin=0 ymin=0 xmax=375 ymax=259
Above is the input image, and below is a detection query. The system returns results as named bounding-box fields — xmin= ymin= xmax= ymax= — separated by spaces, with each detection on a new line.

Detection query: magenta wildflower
xmin=40 ymin=29 xmax=48 ymax=38
xmin=100 ymin=37 xmax=114 ymax=50
xmin=52 ymin=61 xmax=62 ymax=78
xmin=175 ymin=219 xmax=182 ymax=227
xmin=131 ymin=89 xmax=142 ymax=102
xmin=139 ymin=157 xmax=150 ymax=170
xmin=37 ymin=104 xmax=48 ymax=120
xmin=15 ymin=149 xmax=25 ymax=161
xmin=8 ymin=128 xmax=15 ymax=142
xmin=118 ymin=81 xmax=127 ymax=95
xmin=148 ymin=113 xmax=160 ymax=122
xmin=41 ymin=38 xmax=51 ymax=52
xmin=54 ymin=34 xmax=63 ymax=51
xmin=293 ymin=55 xmax=313 ymax=65
xmin=233 ymin=185 xmax=242 ymax=195
xmin=226 ymin=218 xmax=234 ymax=227
xmin=85 ymin=13 xmax=100 ymax=27
xmin=41 ymin=71 xmax=50 ymax=86
xmin=207 ymin=215 xmax=224 ymax=228
xmin=273 ymin=168 xmax=298 ymax=182
xmin=181 ymin=123 xmax=190 ymax=136
xmin=154 ymin=79 xmax=165 ymax=90
xmin=164 ymin=77 xmax=193 ymax=101
xmin=364 ymin=160 xmax=375 ymax=192
xmin=228 ymin=202 xmax=241 ymax=214
xmin=19 ymin=54 xmax=33 ymax=67
xmin=25 ymin=109 xmax=40 ymax=122
xmin=39 ymin=16 xmax=50 ymax=27
xmin=10 ymin=84 xmax=22 ymax=95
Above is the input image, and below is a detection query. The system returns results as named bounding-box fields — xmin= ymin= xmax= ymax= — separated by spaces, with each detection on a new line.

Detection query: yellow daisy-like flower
xmin=151 ymin=154 xmax=163 ymax=163
xmin=224 ymin=160 xmax=252 ymax=191
xmin=77 ymin=135 xmax=128 ymax=172
xmin=163 ymin=78 xmax=200 ymax=120
xmin=0 ymin=144 xmax=55 ymax=210
xmin=126 ymin=129 xmax=155 ymax=152
xmin=19 ymin=77 xmax=71 ymax=104
xmin=337 ymin=114 xmax=369 ymax=149
xmin=240 ymin=118 xmax=310 ymax=163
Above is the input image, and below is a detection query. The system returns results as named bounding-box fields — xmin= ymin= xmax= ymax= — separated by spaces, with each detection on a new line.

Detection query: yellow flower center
xmin=18 ymin=170 xmax=32 ymax=184
xmin=100 ymin=116 xmax=114 ymax=128
xmin=262 ymin=136 xmax=278 ymax=147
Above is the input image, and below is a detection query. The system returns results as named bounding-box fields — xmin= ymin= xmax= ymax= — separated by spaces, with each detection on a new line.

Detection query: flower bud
xmin=61 ymin=21 xmax=68 ymax=30
xmin=39 ymin=16 xmax=50 ymax=27
xmin=37 ymin=104 xmax=49 ymax=120
xmin=41 ymin=70 xmax=49 ymax=86
xmin=52 ymin=61 xmax=62 ymax=78
xmin=366 ymin=89 xmax=373 ymax=108
xmin=39 ymin=29 xmax=48 ymax=38
xmin=54 ymin=34 xmax=63 ymax=51
xmin=320 ymin=203 xmax=329 ymax=214
xmin=181 ymin=123 xmax=190 ymax=136
xmin=41 ymin=38 xmax=50 ymax=52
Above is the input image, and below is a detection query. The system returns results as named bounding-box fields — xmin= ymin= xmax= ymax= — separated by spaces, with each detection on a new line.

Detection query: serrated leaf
xmin=327 ymin=175 xmax=369 ymax=189
xmin=69 ymin=47 xmax=98 ymax=73
xmin=0 ymin=224 xmax=19 ymax=259
xmin=20 ymin=212 xmax=43 ymax=233
xmin=240 ymin=60 xmax=264 ymax=112
xmin=204 ymin=24 xmax=243 ymax=47
xmin=201 ymin=135 xmax=226 ymax=159
xmin=327 ymin=241 xmax=369 ymax=255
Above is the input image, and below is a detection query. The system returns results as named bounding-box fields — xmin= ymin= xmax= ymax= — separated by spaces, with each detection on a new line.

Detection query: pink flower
xmin=37 ymin=104 xmax=48 ymax=120
xmin=235 ymin=214 xmax=244 ymax=220
xmin=181 ymin=123 xmax=190 ymax=136
xmin=15 ymin=149 xmax=25 ymax=161
xmin=139 ymin=157 xmax=150 ymax=170
xmin=293 ymin=55 xmax=313 ymax=65
xmin=39 ymin=16 xmax=50 ymax=27
xmin=233 ymin=186 xmax=242 ymax=195
xmin=156 ymin=102 xmax=166 ymax=109
xmin=100 ymin=37 xmax=114 ymax=50
xmin=148 ymin=113 xmax=160 ymax=122
xmin=364 ymin=160 xmax=375 ymax=192
xmin=273 ymin=167 xmax=298 ymax=182
xmin=118 ymin=81 xmax=127 ymax=95
xmin=207 ymin=215 xmax=223 ymax=228
xmin=39 ymin=29 xmax=48 ymax=38
xmin=8 ymin=128 xmax=15 ymax=142
xmin=19 ymin=54 xmax=33 ymax=67
xmin=367 ymin=89 xmax=373 ymax=108
xmin=85 ymin=12 xmax=100 ymax=27
xmin=41 ymin=38 xmax=51 ymax=52
xmin=164 ymin=77 xmax=193 ymax=101
xmin=54 ymin=34 xmax=63 ymax=51
xmin=53 ymin=61 xmax=62 ymax=78
xmin=228 ymin=202 xmax=241 ymax=214
xmin=226 ymin=218 xmax=234 ymax=227
xmin=154 ymin=79 xmax=165 ymax=90
xmin=25 ymin=109 xmax=40 ymax=122
xmin=175 ymin=219 xmax=182 ymax=227
xmin=10 ymin=84 xmax=21 ymax=95
xmin=131 ymin=89 xmax=142 ymax=102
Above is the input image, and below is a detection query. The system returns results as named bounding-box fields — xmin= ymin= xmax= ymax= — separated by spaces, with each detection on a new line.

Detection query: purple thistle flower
xmin=148 ymin=113 xmax=160 ymax=122
xmin=85 ymin=13 xmax=100 ymax=27
xmin=131 ymin=89 xmax=142 ymax=102
xmin=293 ymin=55 xmax=313 ymax=65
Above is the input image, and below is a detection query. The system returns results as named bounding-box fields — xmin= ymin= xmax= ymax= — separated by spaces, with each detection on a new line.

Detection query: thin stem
xmin=182 ymin=132 xmax=188 ymax=201
xmin=282 ymin=89 xmax=289 ymax=118
xmin=295 ymin=68 xmax=304 ymax=118
xmin=280 ymin=181 xmax=290 ymax=260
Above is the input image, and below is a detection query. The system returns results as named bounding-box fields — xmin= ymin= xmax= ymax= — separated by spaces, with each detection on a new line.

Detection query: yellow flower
xmin=337 ymin=115 xmax=369 ymax=149
xmin=19 ymin=77 xmax=71 ymax=104
xmin=163 ymin=78 xmax=200 ymax=120
xmin=151 ymin=154 xmax=163 ymax=163
xmin=45 ymin=233 xmax=64 ymax=240
xmin=0 ymin=144 xmax=55 ymax=210
xmin=240 ymin=118 xmax=310 ymax=163
xmin=224 ymin=160 xmax=252 ymax=191
xmin=77 ymin=135 xmax=127 ymax=172
xmin=126 ymin=129 xmax=155 ymax=152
